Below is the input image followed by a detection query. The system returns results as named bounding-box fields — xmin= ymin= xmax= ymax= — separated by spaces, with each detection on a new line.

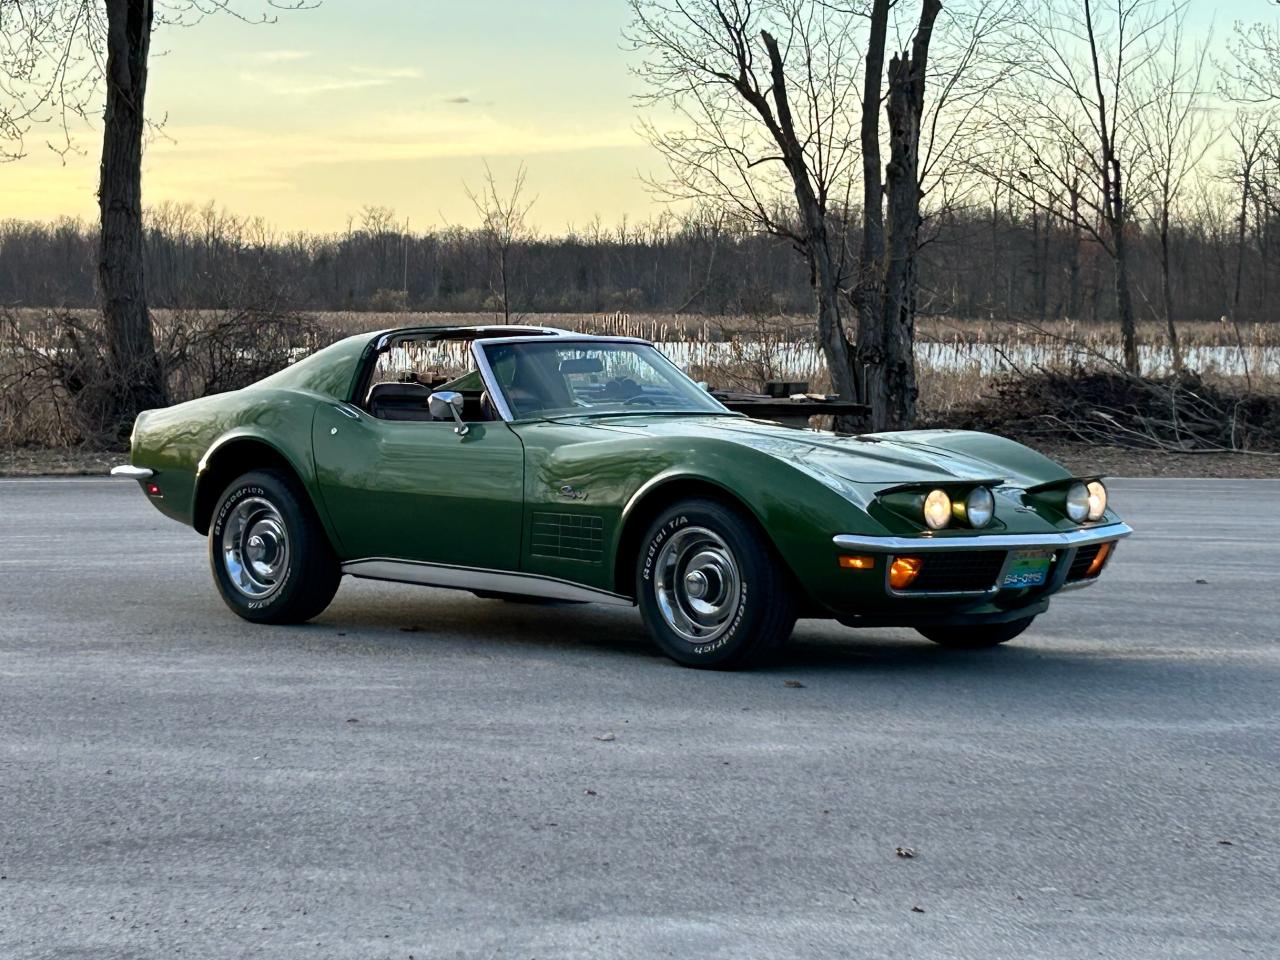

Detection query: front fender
xmin=516 ymin=421 xmax=888 ymax=601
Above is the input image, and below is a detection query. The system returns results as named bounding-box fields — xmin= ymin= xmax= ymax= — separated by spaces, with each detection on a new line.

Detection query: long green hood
xmin=549 ymin=414 xmax=1072 ymax=490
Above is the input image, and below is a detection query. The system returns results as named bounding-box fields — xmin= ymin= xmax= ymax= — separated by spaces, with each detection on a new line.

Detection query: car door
xmin=311 ymin=401 xmax=524 ymax=570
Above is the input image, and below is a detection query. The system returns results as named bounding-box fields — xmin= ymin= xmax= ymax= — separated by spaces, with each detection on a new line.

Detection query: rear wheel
xmin=209 ymin=469 xmax=340 ymax=624
xmin=916 ymin=616 xmax=1035 ymax=649
xmin=635 ymin=499 xmax=796 ymax=669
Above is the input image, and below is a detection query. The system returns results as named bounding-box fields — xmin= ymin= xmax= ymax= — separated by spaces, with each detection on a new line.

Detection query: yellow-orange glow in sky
xmin=0 ymin=1 xmax=665 ymax=232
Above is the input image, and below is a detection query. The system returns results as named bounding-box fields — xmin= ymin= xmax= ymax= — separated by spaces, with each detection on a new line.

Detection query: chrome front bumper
xmin=832 ymin=522 xmax=1133 ymax=553
xmin=832 ymin=522 xmax=1133 ymax=599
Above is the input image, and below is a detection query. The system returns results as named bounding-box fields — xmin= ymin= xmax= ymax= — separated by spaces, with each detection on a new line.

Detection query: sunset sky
xmin=0 ymin=0 xmax=1240 ymax=235
xmin=1 ymin=0 xmax=661 ymax=233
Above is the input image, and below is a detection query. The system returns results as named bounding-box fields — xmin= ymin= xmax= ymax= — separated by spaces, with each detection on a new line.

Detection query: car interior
xmin=358 ymin=333 xmax=485 ymax=423
xmin=358 ymin=331 xmax=685 ymax=424
xmin=359 ymin=329 xmax=568 ymax=423
xmin=364 ymin=371 xmax=501 ymax=422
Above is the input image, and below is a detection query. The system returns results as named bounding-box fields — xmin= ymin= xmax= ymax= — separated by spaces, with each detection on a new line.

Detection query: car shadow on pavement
xmin=315 ymin=588 xmax=1265 ymax=708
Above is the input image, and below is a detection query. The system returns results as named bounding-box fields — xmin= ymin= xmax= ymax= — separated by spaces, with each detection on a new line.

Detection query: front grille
xmin=1067 ymin=544 xmax=1103 ymax=581
xmin=901 ymin=550 xmax=1006 ymax=593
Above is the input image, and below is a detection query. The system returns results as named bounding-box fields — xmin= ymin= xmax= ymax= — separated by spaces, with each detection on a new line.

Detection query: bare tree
xmin=0 ymin=0 xmax=314 ymax=430
xmin=989 ymin=0 xmax=1171 ymax=375
xmin=628 ymin=0 xmax=980 ymax=429
xmin=1133 ymin=9 xmax=1216 ymax=374
xmin=1221 ymin=109 xmax=1280 ymax=325
xmin=627 ymin=0 xmax=863 ymax=421
xmin=853 ymin=0 xmax=943 ymax=428
xmin=466 ymin=161 xmax=535 ymax=324
xmin=1224 ymin=4 xmax=1280 ymax=104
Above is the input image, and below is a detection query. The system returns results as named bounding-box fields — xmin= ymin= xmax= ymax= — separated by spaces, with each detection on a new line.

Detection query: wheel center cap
xmin=684 ymin=569 xmax=708 ymax=599
xmin=246 ymin=532 xmax=277 ymax=565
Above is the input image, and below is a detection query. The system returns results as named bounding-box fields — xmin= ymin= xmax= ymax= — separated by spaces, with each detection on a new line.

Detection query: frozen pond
xmin=656 ymin=340 xmax=1279 ymax=382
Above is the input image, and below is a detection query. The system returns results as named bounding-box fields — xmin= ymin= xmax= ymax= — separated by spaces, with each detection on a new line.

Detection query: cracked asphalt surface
xmin=1 ymin=477 xmax=1277 ymax=959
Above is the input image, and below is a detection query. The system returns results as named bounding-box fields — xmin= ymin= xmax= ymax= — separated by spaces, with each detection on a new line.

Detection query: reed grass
xmin=2 ymin=309 xmax=1276 ymax=447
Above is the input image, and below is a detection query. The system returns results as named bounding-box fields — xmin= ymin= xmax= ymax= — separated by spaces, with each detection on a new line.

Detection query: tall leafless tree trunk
xmin=99 ymin=0 xmax=166 ymax=418
xmin=1082 ymin=0 xmax=1138 ymax=374
xmin=879 ymin=0 xmax=940 ymax=428
xmin=755 ymin=29 xmax=860 ymax=418
xmin=467 ymin=161 xmax=535 ymax=324
xmin=628 ymin=0 xmax=980 ymax=432
xmin=1227 ymin=113 xmax=1269 ymax=315
xmin=1155 ymin=202 xmax=1179 ymax=373
xmin=855 ymin=0 xmax=947 ymax=427
xmin=1066 ymin=176 xmax=1082 ymax=317
xmin=2 ymin=0 xmax=312 ymax=432
xmin=986 ymin=0 xmax=1167 ymax=374
xmin=854 ymin=0 xmax=940 ymax=430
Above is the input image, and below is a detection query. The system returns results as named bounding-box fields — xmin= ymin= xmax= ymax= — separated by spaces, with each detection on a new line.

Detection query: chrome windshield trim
xmin=470 ymin=339 xmax=516 ymax=423
xmin=832 ymin=522 xmax=1133 ymax=553
xmin=471 ymin=335 xmax=730 ymax=425
xmin=110 ymin=465 xmax=154 ymax=480
xmin=474 ymin=334 xmax=655 ymax=348
xmin=341 ymin=558 xmax=635 ymax=607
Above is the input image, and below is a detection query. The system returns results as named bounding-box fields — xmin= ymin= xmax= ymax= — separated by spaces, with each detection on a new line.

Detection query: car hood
xmin=561 ymin=414 xmax=1063 ymax=488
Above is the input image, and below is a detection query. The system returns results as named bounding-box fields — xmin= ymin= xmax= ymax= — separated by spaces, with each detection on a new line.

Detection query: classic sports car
xmin=113 ymin=325 xmax=1131 ymax=669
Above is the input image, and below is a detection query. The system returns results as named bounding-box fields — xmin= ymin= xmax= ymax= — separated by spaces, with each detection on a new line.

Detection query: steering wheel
xmin=623 ymin=395 xmax=658 ymax=406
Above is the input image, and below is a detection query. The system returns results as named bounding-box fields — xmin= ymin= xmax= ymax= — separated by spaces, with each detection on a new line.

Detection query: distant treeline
xmin=1 ymin=201 xmax=1275 ymax=324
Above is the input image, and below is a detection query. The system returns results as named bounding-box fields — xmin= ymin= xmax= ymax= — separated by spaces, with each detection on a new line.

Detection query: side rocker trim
xmin=341 ymin=558 xmax=636 ymax=606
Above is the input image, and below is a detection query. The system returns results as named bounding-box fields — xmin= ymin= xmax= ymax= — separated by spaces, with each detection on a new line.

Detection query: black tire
xmin=208 ymin=469 xmax=341 ymax=624
xmin=916 ymin=616 xmax=1035 ymax=649
xmin=635 ymin=498 xmax=796 ymax=669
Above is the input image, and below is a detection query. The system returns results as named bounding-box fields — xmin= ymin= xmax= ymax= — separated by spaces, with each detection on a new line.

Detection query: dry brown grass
xmin=3 ymin=308 xmax=1276 ymax=449
xmin=281 ymin=309 xmax=1280 ymax=409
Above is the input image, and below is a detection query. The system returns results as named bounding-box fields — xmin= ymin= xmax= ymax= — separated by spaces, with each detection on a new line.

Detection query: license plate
xmin=1001 ymin=549 xmax=1053 ymax=588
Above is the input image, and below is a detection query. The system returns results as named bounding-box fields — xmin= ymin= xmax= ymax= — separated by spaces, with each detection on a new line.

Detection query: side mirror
xmin=428 ymin=390 xmax=469 ymax=437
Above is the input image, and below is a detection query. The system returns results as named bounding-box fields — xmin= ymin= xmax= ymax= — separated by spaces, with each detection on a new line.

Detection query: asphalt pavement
xmin=1 ymin=477 xmax=1277 ymax=959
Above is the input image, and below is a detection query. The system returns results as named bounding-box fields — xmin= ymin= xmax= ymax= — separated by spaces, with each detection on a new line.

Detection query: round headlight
xmin=923 ymin=489 xmax=952 ymax=530
xmin=1086 ymin=480 xmax=1107 ymax=521
xmin=1064 ymin=481 xmax=1090 ymax=522
xmin=964 ymin=487 xmax=995 ymax=528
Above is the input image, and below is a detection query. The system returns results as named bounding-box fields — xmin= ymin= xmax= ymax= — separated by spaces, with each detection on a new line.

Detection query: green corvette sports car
xmin=113 ymin=324 xmax=1131 ymax=669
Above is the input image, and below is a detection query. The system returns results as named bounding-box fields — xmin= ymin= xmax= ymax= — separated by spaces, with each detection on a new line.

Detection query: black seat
xmin=505 ymin=353 xmax=573 ymax=417
xmin=367 ymin=381 xmax=433 ymax=421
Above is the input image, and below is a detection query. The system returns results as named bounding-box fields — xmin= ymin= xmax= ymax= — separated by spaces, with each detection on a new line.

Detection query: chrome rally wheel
xmin=653 ymin=526 xmax=742 ymax=644
xmin=208 ymin=470 xmax=340 ymax=624
xmin=636 ymin=498 xmax=796 ymax=669
xmin=220 ymin=496 xmax=291 ymax=601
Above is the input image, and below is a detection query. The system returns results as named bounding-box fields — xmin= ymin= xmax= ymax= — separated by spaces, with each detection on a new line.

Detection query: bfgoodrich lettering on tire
xmin=209 ymin=469 xmax=340 ymax=624
xmin=636 ymin=498 xmax=796 ymax=669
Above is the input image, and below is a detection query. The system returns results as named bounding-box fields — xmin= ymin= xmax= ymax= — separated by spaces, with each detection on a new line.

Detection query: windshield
xmin=480 ymin=340 xmax=729 ymax=420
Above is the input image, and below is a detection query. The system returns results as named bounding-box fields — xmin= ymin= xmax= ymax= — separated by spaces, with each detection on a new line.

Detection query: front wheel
xmin=636 ymin=499 xmax=796 ymax=669
xmin=209 ymin=469 xmax=340 ymax=624
xmin=916 ymin=616 xmax=1035 ymax=649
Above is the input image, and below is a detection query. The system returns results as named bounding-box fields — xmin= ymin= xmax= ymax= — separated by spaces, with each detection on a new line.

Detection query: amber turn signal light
xmin=838 ymin=555 xmax=875 ymax=570
xmin=1085 ymin=541 xmax=1111 ymax=578
xmin=889 ymin=556 xmax=923 ymax=590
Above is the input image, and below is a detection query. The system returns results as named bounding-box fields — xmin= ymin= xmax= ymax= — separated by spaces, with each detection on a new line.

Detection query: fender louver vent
xmin=531 ymin=512 xmax=604 ymax=563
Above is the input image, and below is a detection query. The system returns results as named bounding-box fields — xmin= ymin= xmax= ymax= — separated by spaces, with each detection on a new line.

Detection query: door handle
xmin=332 ymin=404 xmax=361 ymax=420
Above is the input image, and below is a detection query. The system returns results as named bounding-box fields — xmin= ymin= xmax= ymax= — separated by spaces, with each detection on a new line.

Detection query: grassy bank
xmin=3 ymin=308 xmax=1276 ymax=477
